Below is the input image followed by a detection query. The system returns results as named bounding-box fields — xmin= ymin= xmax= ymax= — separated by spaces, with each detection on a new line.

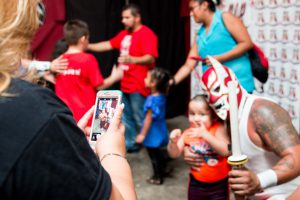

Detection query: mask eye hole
xmin=213 ymin=86 xmax=220 ymax=93
xmin=214 ymin=104 xmax=222 ymax=110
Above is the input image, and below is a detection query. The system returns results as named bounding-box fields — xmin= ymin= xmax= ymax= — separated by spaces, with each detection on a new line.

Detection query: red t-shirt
xmin=109 ymin=25 xmax=158 ymax=97
xmin=183 ymin=122 xmax=230 ymax=183
xmin=55 ymin=52 xmax=104 ymax=125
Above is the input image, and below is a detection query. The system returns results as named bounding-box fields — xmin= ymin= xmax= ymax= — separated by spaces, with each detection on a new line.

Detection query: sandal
xmin=146 ymin=176 xmax=163 ymax=185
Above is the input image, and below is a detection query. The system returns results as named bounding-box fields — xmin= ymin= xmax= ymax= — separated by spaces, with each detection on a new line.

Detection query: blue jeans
xmin=122 ymin=93 xmax=145 ymax=150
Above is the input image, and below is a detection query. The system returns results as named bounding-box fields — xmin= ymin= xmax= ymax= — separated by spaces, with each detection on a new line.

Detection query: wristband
xmin=257 ymin=169 xmax=277 ymax=189
xmin=100 ymin=153 xmax=126 ymax=162
xmin=29 ymin=61 xmax=51 ymax=71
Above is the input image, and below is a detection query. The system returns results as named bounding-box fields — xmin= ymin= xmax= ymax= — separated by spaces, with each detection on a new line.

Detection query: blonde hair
xmin=0 ymin=0 xmax=40 ymax=95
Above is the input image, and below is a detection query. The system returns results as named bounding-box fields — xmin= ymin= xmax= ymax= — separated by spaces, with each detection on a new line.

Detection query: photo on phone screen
xmin=90 ymin=90 xmax=122 ymax=146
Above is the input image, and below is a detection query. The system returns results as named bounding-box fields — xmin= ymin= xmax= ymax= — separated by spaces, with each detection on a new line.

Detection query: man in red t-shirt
xmin=88 ymin=4 xmax=158 ymax=152
xmin=55 ymin=19 xmax=122 ymax=125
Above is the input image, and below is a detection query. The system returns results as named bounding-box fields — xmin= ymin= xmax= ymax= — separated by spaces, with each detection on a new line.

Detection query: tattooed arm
xmin=251 ymin=99 xmax=300 ymax=184
xmin=229 ymin=99 xmax=300 ymax=196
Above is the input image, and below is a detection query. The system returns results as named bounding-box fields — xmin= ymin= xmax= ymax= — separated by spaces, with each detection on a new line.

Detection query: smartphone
xmin=89 ymin=90 xmax=122 ymax=147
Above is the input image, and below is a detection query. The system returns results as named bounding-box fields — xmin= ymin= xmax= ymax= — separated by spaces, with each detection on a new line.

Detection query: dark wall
xmin=66 ymin=0 xmax=190 ymax=118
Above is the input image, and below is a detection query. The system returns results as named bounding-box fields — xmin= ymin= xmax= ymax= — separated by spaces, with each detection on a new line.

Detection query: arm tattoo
xmin=250 ymin=100 xmax=300 ymax=156
xmin=276 ymin=156 xmax=295 ymax=173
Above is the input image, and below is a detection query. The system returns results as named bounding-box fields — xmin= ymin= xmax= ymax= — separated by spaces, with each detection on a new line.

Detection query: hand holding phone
xmin=95 ymin=104 xmax=126 ymax=159
xmin=89 ymin=90 xmax=122 ymax=147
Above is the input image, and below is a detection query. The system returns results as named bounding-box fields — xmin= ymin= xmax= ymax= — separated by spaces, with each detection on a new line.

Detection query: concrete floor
xmin=127 ymin=115 xmax=190 ymax=200
xmin=127 ymin=148 xmax=189 ymax=200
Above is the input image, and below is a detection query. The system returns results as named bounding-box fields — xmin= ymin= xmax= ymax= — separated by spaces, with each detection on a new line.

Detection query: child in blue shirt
xmin=136 ymin=67 xmax=170 ymax=185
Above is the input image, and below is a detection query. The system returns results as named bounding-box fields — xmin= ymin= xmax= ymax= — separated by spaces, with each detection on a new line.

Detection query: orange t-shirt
xmin=183 ymin=122 xmax=230 ymax=183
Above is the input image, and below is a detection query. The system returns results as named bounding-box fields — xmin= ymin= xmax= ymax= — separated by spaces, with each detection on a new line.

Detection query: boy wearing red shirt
xmin=55 ymin=19 xmax=122 ymax=125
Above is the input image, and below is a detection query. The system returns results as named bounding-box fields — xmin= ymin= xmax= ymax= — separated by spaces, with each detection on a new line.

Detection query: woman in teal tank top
xmin=172 ymin=0 xmax=255 ymax=93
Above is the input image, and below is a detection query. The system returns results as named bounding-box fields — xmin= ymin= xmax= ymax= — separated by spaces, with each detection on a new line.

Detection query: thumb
xmin=170 ymin=129 xmax=181 ymax=138
xmin=107 ymin=103 xmax=124 ymax=131
xmin=77 ymin=106 xmax=94 ymax=130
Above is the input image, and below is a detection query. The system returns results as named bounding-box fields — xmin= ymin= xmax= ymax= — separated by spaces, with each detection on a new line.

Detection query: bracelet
xmin=257 ymin=169 xmax=278 ymax=189
xmin=100 ymin=153 xmax=126 ymax=162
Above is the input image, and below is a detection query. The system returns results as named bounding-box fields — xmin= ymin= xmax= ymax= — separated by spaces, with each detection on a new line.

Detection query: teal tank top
xmin=197 ymin=10 xmax=254 ymax=93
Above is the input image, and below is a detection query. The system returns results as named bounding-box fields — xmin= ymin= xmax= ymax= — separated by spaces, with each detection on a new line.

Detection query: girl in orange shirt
xmin=168 ymin=95 xmax=230 ymax=200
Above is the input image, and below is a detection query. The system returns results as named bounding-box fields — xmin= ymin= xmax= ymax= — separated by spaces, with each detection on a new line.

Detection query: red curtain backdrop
xmin=181 ymin=0 xmax=190 ymax=56
xmin=31 ymin=0 xmax=66 ymax=60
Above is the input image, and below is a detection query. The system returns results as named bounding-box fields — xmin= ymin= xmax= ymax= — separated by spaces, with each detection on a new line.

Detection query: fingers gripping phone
xmin=89 ymin=90 xmax=122 ymax=147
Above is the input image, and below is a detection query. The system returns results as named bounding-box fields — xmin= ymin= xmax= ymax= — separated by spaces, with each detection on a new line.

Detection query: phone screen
xmin=90 ymin=96 xmax=120 ymax=142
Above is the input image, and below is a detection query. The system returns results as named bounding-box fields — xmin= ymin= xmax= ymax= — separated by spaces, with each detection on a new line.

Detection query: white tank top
xmin=239 ymin=95 xmax=300 ymax=200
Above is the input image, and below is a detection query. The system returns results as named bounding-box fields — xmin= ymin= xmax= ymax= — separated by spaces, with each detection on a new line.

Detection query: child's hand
xmin=50 ymin=56 xmax=68 ymax=73
xmin=169 ymin=129 xmax=182 ymax=144
xmin=187 ymin=121 xmax=209 ymax=138
xmin=186 ymin=128 xmax=201 ymax=138
xmin=136 ymin=134 xmax=145 ymax=144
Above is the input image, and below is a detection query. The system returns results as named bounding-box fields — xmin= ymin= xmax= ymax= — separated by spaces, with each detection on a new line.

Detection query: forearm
xmin=97 ymin=76 xmax=116 ymax=91
xmin=130 ymin=54 xmax=155 ymax=65
xmin=167 ymin=142 xmax=182 ymax=158
xmin=173 ymin=64 xmax=193 ymax=85
xmin=202 ymin=133 xmax=229 ymax=156
xmin=101 ymin=156 xmax=137 ymax=200
xmin=272 ymin=146 xmax=300 ymax=184
xmin=21 ymin=59 xmax=51 ymax=71
xmin=217 ymin=42 xmax=253 ymax=63
xmin=139 ymin=116 xmax=151 ymax=137
xmin=172 ymin=41 xmax=198 ymax=85
xmin=88 ymin=41 xmax=112 ymax=52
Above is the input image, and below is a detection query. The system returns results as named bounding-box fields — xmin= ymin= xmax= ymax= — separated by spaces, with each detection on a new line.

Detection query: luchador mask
xmin=201 ymin=56 xmax=246 ymax=120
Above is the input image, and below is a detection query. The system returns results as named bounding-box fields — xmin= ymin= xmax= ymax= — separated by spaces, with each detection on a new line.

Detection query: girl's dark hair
xmin=194 ymin=0 xmax=221 ymax=12
xmin=151 ymin=67 xmax=171 ymax=94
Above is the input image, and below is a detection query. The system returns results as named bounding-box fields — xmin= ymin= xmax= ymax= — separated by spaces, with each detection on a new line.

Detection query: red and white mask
xmin=201 ymin=56 xmax=247 ymax=120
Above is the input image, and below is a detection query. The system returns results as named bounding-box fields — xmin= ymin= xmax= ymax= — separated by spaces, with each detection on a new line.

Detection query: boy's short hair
xmin=64 ymin=19 xmax=89 ymax=45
